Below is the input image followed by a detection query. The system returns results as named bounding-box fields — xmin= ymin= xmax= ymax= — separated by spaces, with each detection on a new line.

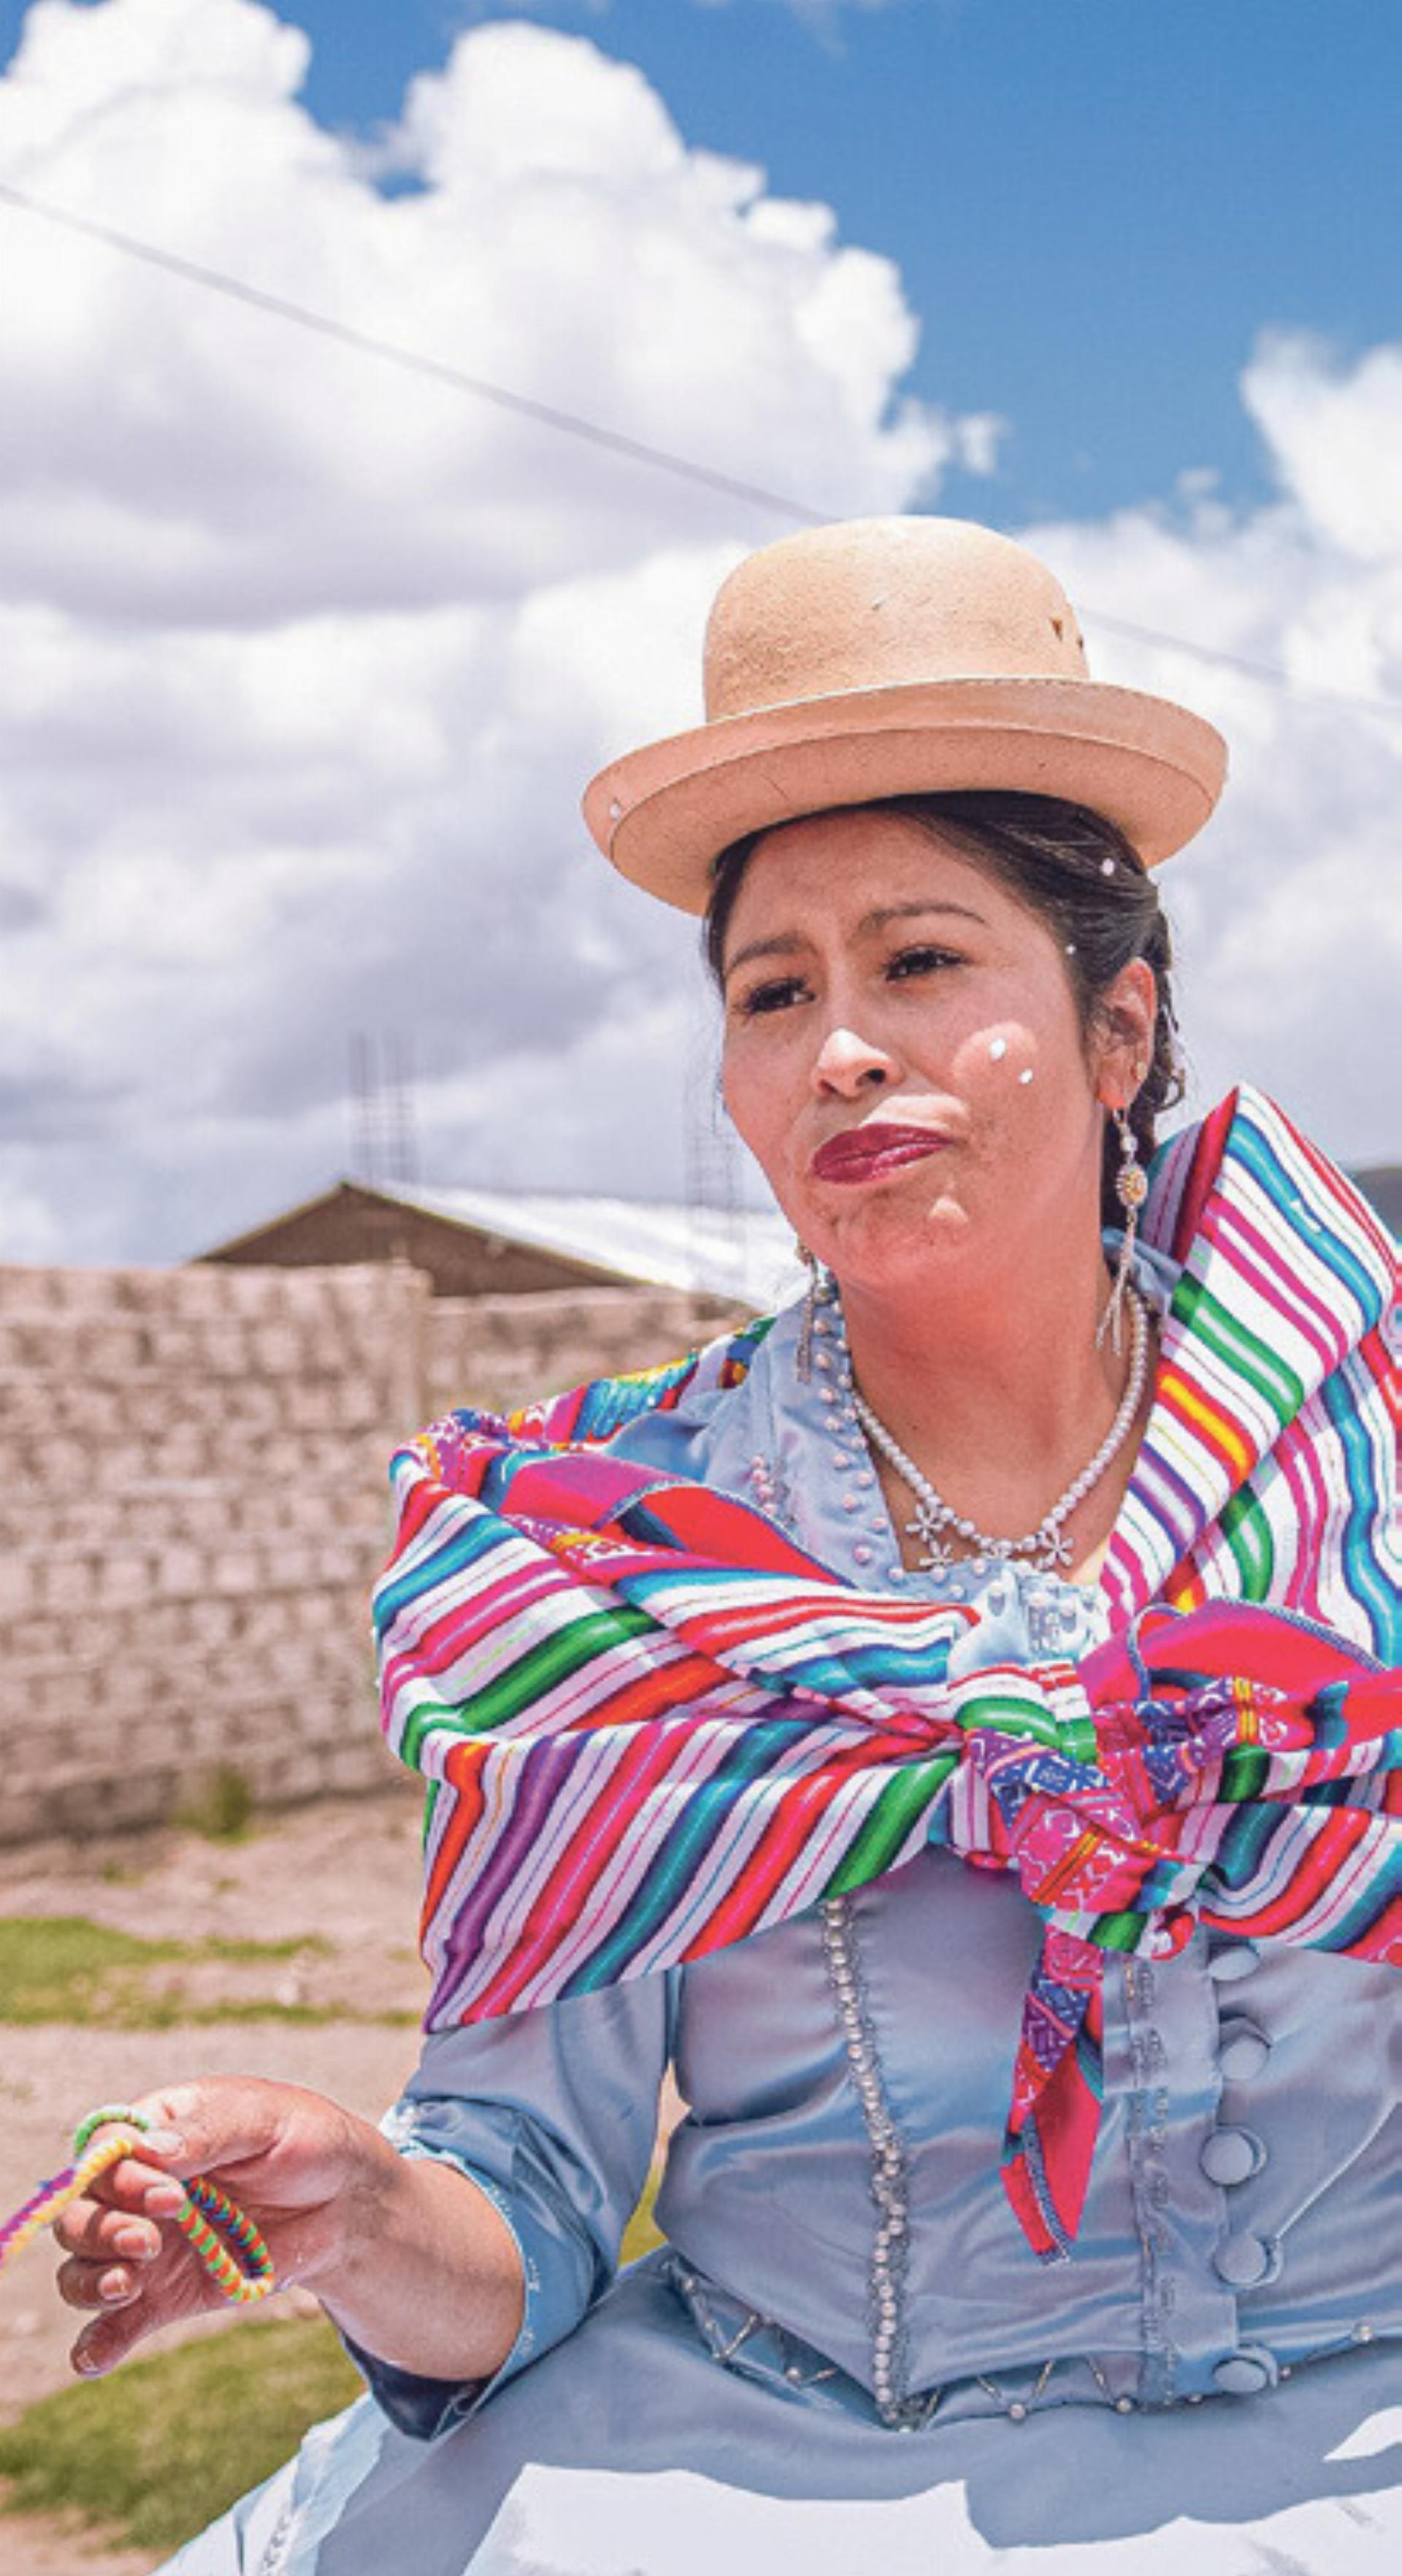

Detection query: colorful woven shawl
xmin=375 ymin=1089 xmax=1399 ymax=2263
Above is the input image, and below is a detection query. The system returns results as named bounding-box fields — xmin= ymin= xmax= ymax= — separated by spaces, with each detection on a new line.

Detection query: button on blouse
xmin=1217 ymin=2020 xmax=1273 ymax=2082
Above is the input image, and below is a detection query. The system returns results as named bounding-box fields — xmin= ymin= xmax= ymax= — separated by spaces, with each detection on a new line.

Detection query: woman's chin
xmin=812 ymin=1196 xmax=976 ymax=1291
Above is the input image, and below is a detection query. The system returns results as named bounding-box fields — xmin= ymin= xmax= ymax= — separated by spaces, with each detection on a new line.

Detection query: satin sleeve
xmin=349 ymin=1978 xmax=675 ymax=2439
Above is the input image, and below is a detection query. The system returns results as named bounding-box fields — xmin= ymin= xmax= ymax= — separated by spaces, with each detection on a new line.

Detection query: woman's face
xmin=719 ymin=809 xmax=1152 ymax=1296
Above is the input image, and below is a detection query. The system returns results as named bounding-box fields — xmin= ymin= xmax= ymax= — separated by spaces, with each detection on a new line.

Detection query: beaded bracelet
xmin=0 ymin=2104 xmax=275 ymax=2305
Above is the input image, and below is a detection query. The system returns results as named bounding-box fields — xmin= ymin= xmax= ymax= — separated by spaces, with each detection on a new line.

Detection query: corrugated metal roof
xmin=380 ymin=1181 xmax=803 ymax=1310
xmin=1350 ymin=1166 xmax=1401 ymax=1236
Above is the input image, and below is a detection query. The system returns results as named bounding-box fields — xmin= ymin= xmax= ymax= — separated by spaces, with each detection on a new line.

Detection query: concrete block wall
xmin=0 ymin=1265 xmax=749 ymax=1845
xmin=0 ymin=1260 xmax=429 ymax=1847
xmin=424 ymin=1285 xmax=743 ymax=1420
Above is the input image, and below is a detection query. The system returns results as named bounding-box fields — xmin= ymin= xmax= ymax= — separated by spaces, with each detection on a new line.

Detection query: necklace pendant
xmin=907 ymin=1498 xmax=951 ymax=1555
xmin=1034 ymin=1527 xmax=1076 ymax=1571
xmin=914 ymin=1541 xmax=962 ymax=1573
xmin=906 ymin=1512 xmax=959 ymax=1571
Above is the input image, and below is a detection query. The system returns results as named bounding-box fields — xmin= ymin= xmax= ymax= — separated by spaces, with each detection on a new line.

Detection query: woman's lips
xmin=810 ymin=1123 xmax=949 ymax=1184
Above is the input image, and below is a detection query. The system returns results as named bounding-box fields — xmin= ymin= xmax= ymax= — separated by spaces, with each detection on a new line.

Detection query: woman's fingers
xmin=53 ymin=2190 xmax=166 ymax=2264
xmin=66 ymin=2226 xmax=226 ymax=2374
xmin=105 ymin=2077 xmax=343 ymax=2201
xmin=53 ymin=2166 xmax=182 ymax=2245
xmin=56 ymin=2254 xmax=145 ymax=2312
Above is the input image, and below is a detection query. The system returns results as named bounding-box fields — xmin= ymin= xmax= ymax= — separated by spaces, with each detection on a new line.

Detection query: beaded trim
xmin=820 ymin=1895 xmax=935 ymax=2430
xmin=256 ymin=2499 xmax=298 ymax=2576
xmin=820 ymin=1909 xmax=1148 ymax=2430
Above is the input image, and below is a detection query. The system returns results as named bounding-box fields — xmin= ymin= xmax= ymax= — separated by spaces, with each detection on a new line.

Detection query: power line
xmin=1 ymin=180 xmax=1401 ymax=725
xmin=0 ymin=181 xmax=828 ymax=526
xmin=1082 ymin=609 xmax=1402 ymax=723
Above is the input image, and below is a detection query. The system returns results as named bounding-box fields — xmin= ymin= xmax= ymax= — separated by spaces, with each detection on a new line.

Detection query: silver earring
xmin=1098 ymin=1104 xmax=1149 ymax=1354
xmin=796 ymin=1242 xmax=821 ymax=1381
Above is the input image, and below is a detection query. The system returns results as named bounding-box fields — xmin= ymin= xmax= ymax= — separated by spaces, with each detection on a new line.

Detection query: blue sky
xmin=4 ymin=0 xmax=1396 ymax=529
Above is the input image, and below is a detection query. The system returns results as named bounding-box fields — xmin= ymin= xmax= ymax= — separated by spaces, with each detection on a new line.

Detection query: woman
xmin=55 ymin=519 xmax=1398 ymax=2574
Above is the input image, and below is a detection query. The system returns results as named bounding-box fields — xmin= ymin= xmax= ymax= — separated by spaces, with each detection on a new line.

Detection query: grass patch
xmin=173 ymin=1763 xmax=256 ymax=1842
xmin=0 ymin=1916 xmax=360 ymax=2029
xmin=0 ymin=2174 xmax=667 ymax=2555
xmin=0 ymin=2314 xmax=361 ymax=2556
xmin=621 ymin=2161 xmax=663 ymax=2264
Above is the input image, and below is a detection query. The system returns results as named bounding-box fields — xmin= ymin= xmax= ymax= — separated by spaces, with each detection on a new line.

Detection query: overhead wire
xmin=1 ymin=179 xmax=1400 ymax=727
xmin=0 ymin=181 xmax=828 ymax=526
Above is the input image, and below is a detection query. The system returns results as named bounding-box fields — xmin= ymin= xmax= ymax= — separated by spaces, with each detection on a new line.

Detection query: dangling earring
xmin=796 ymin=1241 xmax=821 ymax=1381
xmin=1097 ymin=1099 xmax=1149 ymax=1354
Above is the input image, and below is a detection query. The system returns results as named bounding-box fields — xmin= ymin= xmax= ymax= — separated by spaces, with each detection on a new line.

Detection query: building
xmin=196 ymin=1179 xmax=802 ymax=1313
xmin=1351 ymin=1167 xmax=1402 ymax=1238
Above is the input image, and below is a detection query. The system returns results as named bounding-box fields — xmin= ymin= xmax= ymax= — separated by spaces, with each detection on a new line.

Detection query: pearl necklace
xmin=850 ymin=1287 xmax=1149 ymax=1574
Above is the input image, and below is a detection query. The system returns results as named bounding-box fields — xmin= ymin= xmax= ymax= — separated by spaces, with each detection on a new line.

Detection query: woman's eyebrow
xmin=724 ymin=900 xmax=987 ymax=983
xmin=857 ymin=900 xmax=987 ymax=933
xmin=722 ymin=931 xmax=807 ymax=981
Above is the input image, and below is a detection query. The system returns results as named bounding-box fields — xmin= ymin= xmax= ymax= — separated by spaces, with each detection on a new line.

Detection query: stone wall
xmin=0 ymin=1262 xmax=744 ymax=1847
xmin=425 ymin=1284 xmax=738 ymax=1420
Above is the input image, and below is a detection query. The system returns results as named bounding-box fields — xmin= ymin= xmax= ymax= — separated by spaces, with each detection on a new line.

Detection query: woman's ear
xmin=1093 ymin=958 xmax=1157 ymax=1104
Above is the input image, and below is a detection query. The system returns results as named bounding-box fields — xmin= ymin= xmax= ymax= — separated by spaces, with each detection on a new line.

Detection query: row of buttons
xmin=1205 ymin=1940 xmax=1278 ymax=2391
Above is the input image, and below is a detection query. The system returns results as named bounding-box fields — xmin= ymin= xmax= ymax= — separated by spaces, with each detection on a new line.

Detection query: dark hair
xmin=702 ymin=791 xmax=1184 ymax=1230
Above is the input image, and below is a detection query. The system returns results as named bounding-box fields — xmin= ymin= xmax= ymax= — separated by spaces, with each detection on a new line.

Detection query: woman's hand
xmin=53 ymin=2074 xmax=525 ymax=2385
xmin=54 ymin=2077 xmax=379 ymax=2377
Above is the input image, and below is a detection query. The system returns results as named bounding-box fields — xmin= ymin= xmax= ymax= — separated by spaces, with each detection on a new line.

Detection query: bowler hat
xmin=583 ymin=516 xmax=1227 ymax=913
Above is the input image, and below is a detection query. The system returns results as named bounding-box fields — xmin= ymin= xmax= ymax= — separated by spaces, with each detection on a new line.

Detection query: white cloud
xmin=0 ymin=0 xmax=991 ymax=1260
xmin=0 ymin=0 xmax=1396 ymax=1273
xmin=1023 ymin=344 xmax=1402 ymax=1163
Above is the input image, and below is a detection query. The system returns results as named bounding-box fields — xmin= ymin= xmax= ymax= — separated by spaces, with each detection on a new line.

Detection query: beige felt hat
xmin=582 ymin=516 xmax=1227 ymax=913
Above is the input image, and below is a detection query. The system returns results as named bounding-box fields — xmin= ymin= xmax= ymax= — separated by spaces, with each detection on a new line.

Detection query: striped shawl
xmin=375 ymin=1088 xmax=1399 ymax=2261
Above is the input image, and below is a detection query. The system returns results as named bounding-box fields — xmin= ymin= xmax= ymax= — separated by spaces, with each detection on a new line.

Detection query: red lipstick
xmin=811 ymin=1123 xmax=949 ymax=1184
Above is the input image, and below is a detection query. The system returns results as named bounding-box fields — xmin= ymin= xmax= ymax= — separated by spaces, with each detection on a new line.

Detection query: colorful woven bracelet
xmin=0 ymin=2104 xmax=275 ymax=2306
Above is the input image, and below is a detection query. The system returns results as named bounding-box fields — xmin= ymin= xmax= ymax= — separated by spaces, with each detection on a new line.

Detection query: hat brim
xmin=583 ymin=676 xmax=1227 ymax=914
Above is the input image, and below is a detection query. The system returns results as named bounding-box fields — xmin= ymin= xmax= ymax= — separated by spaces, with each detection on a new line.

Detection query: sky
xmin=0 ymin=0 xmax=1398 ymax=1262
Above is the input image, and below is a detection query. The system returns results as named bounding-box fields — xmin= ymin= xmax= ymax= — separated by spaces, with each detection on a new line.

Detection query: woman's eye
xmin=886 ymin=944 xmax=961 ymax=981
xmin=738 ymin=975 xmax=807 ymax=1016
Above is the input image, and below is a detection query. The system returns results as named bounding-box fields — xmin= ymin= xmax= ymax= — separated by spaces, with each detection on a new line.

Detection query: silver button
xmin=1007 ymin=2399 xmax=1028 ymax=2421
xmin=1217 ymin=2019 xmax=1271 ymax=2081
xmin=1200 ymin=2127 xmax=1263 ymax=2188
xmin=1208 ymin=1941 xmax=1261 ymax=1984
xmin=1212 ymin=2231 xmax=1273 ymax=2288
xmin=1212 ymin=2347 xmax=1276 ymax=2396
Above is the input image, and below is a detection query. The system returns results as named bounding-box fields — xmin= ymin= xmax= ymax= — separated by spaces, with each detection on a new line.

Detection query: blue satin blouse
xmin=369 ymin=1260 xmax=1400 ymax=2439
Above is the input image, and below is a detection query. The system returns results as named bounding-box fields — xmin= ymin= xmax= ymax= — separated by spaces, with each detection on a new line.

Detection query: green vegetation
xmin=173 ymin=1763 xmax=256 ymax=1842
xmin=0 ymin=2168 xmax=665 ymax=2556
xmin=0 ymin=1915 xmax=419 ymax=2030
xmin=0 ymin=2315 xmax=361 ymax=2556
xmin=620 ymin=2163 xmax=663 ymax=2264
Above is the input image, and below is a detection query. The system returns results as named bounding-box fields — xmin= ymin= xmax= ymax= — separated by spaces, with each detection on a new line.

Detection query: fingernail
xmin=144 ymin=2182 xmax=184 ymax=2216
xmin=141 ymin=2128 xmax=185 ymax=2158
xmin=114 ymin=2225 xmax=153 ymax=2260
xmin=98 ymin=2267 xmax=130 ymax=2302
xmin=74 ymin=2342 xmax=107 ymax=2377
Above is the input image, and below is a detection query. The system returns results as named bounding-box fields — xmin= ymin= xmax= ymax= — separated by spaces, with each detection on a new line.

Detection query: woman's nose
xmin=811 ymin=1025 xmax=898 ymax=1095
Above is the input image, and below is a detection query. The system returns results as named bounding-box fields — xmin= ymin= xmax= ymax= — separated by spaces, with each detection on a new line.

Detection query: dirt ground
xmin=0 ymin=1786 xmax=432 ymax=2574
